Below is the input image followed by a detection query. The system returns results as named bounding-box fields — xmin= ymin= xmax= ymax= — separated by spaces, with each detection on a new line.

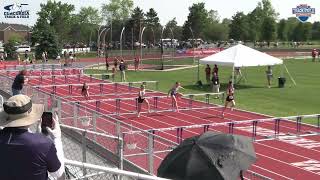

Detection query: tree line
xmin=28 ymin=0 xmax=320 ymax=58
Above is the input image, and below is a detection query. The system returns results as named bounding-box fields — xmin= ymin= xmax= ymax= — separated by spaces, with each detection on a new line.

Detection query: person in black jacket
xmin=12 ymin=70 xmax=28 ymax=96
xmin=211 ymin=72 xmax=220 ymax=97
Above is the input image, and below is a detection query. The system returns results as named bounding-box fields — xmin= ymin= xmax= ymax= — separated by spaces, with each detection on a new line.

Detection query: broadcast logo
xmin=3 ymin=3 xmax=29 ymax=18
xmin=292 ymin=4 xmax=315 ymax=23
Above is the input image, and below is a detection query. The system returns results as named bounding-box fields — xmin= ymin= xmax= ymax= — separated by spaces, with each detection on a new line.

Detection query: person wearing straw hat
xmin=0 ymin=95 xmax=64 ymax=180
xmin=12 ymin=69 xmax=28 ymax=96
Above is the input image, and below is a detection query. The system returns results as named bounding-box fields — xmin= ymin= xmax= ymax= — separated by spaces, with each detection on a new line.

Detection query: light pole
xmin=151 ymin=27 xmax=155 ymax=47
xmin=140 ymin=27 xmax=146 ymax=66
xmin=189 ymin=27 xmax=200 ymax=85
xmin=160 ymin=26 xmax=166 ymax=70
xmin=110 ymin=15 xmax=113 ymax=51
xmin=102 ymin=28 xmax=110 ymax=61
xmin=120 ymin=27 xmax=125 ymax=59
xmin=169 ymin=28 xmax=175 ymax=58
xmin=97 ymin=27 xmax=107 ymax=57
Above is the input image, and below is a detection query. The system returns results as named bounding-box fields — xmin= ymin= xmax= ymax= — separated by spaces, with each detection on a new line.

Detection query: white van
xmin=15 ymin=45 xmax=31 ymax=53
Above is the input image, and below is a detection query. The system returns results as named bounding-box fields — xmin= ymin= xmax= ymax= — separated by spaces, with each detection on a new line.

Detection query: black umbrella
xmin=157 ymin=131 xmax=256 ymax=180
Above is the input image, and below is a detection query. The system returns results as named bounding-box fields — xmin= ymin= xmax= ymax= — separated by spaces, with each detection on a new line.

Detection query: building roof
xmin=0 ymin=23 xmax=30 ymax=31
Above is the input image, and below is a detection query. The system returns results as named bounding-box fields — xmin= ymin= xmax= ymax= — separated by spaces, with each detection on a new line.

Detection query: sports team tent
xmin=200 ymin=44 xmax=283 ymax=67
xmin=199 ymin=44 xmax=294 ymax=85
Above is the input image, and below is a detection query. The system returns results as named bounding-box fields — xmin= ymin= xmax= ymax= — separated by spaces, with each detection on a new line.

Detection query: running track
xmin=2 ymin=65 xmax=320 ymax=180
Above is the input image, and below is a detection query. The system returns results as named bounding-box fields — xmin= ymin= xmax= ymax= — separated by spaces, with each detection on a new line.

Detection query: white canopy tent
xmin=200 ymin=44 xmax=283 ymax=67
xmin=199 ymin=44 xmax=295 ymax=86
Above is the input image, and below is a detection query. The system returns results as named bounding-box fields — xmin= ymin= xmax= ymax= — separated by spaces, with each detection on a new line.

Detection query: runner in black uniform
xmin=222 ymin=81 xmax=235 ymax=118
xmin=81 ymin=82 xmax=89 ymax=99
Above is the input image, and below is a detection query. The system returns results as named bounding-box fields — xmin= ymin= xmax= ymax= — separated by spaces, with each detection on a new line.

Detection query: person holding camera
xmin=0 ymin=95 xmax=65 ymax=180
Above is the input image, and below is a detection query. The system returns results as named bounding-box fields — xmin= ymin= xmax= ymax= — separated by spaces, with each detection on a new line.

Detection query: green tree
xmin=70 ymin=6 xmax=102 ymax=44
xmin=182 ymin=3 xmax=210 ymax=40
xmin=245 ymin=0 xmax=278 ymax=41
xmin=203 ymin=10 xmax=228 ymax=41
xmin=277 ymin=19 xmax=287 ymax=41
xmin=4 ymin=39 xmax=17 ymax=59
xmin=292 ymin=22 xmax=312 ymax=41
xmin=261 ymin=16 xmax=277 ymax=43
xmin=259 ymin=0 xmax=278 ymax=19
xmin=101 ymin=0 xmax=133 ymax=21
xmin=286 ymin=17 xmax=299 ymax=41
xmin=76 ymin=7 xmax=102 ymax=44
xmin=34 ymin=0 xmax=75 ymax=43
xmin=145 ymin=8 xmax=161 ymax=46
xmin=125 ymin=7 xmax=144 ymax=46
xmin=34 ymin=24 xmax=61 ymax=59
xmin=8 ymin=34 xmax=23 ymax=44
xmin=204 ymin=23 xmax=228 ymax=41
xmin=164 ymin=18 xmax=183 ymax=40
xmin=311 ymin=22 xmax=320 ymax=40
xmin=229 ymin=12 xmax=249 ymax=41
xmin=101 ymin=0 xmax=134 ymax=47
xmin=208 ymin=10 xmax=220 ymax=23
xmin=247 ymin=8 xmax=262 ymax=41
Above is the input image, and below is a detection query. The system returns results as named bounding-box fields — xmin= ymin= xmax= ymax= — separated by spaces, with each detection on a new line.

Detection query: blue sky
xmin=0 ymin=0 xmax=319 ymax=26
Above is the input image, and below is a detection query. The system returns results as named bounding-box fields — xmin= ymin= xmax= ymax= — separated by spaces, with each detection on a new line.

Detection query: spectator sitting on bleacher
xmin=0 ymin=95 xmax=65 ymax=180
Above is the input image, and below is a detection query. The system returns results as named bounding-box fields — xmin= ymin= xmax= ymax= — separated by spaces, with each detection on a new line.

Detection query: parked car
xmin=15 ymin=45 xmax=31 ymax=53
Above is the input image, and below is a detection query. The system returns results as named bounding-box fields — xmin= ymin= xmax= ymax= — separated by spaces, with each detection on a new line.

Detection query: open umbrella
xmin=157 ymin=132 xmax=256 ymax=180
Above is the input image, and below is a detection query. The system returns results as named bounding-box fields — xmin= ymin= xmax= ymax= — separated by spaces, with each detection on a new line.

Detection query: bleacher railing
xmin=63 ymin=159 xmax=170 ymax=180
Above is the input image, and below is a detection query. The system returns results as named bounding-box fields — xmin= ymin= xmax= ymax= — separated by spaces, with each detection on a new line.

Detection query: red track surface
xmin=2 ymin=63 xmax=320 ymax=180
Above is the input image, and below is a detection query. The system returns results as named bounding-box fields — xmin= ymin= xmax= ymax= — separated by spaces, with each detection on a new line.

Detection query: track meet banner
xmin=177 ymin=48 xmax=223 ymax=56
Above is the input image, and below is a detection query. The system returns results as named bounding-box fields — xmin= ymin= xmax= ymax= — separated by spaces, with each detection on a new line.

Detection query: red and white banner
xmin=178 ymin=48 xmax=223 ymax=56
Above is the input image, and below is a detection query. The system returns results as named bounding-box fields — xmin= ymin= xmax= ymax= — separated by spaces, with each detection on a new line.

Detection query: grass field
xmin=84 ymin=58 xmax=320 ymax=121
